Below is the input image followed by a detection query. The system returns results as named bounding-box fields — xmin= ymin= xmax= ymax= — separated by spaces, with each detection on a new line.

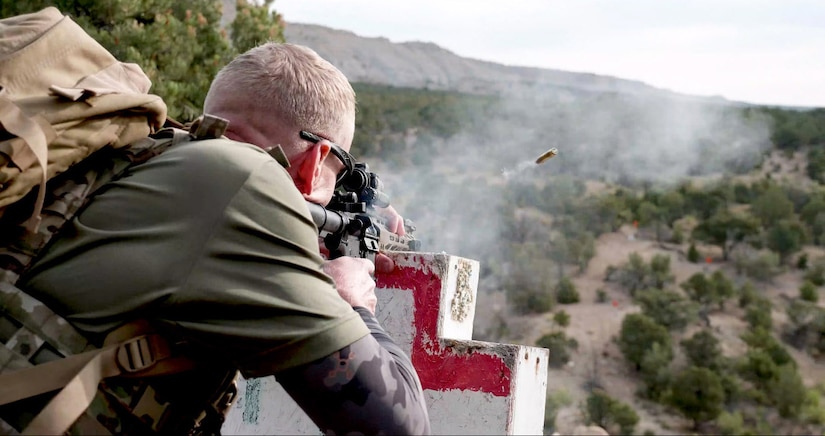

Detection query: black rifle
xmin=307 ymin=162 xmax=420 ymax=263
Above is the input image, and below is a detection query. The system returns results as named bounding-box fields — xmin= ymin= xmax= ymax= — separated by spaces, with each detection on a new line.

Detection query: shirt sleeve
xmin=275 ymin=307 xmax=432 ymax=435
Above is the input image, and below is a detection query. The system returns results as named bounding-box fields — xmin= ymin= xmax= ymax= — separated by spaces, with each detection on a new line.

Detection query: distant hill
xmin=283 ymin=22 xmax=734 ymax=105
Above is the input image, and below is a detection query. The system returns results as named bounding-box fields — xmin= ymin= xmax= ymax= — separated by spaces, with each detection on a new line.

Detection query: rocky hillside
xmin=283 ymin=22 xmax=733 ymax=105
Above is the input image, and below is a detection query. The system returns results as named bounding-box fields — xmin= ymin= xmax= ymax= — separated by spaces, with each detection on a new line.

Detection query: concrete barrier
xmin=222 ymin=252 xmax=549 ymax=435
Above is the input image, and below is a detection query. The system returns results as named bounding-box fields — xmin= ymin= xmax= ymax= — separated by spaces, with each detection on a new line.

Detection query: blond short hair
xmin=204 ymin=42 xmax=355 ymax=135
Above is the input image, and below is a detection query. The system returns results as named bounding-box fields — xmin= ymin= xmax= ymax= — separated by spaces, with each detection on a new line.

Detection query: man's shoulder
xmin=154 ymin=136 xmax=283 ymax=181
xmin=170 ymin=136 xmax=269 ymax=164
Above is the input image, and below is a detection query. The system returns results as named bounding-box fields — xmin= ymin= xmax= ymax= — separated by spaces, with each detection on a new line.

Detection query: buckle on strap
xmin=115 ymin=334 xmax=171 ymax=373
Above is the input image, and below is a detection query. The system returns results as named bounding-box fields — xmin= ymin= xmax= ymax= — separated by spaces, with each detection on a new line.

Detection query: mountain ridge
xmin=283 ymin=22 xmax=734 ymax=105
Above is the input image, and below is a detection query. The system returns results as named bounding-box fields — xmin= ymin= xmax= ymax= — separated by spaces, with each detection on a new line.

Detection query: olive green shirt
xmin=21 ymin=138 xmax=369 ymax=377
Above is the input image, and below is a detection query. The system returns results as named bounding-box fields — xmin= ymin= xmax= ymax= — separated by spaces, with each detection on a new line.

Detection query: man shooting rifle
xmin=304 ymin=145 xmax=421 ymax=263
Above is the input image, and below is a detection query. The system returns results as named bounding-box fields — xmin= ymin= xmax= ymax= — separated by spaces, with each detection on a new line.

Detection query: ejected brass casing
xmin=535 ymin=148 xmax=558 ymax=164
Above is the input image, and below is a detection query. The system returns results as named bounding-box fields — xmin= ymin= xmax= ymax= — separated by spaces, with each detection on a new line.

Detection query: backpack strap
xmin=0 ymin=97 xmax=54 ymax=232
xmin=0 ymin=320 xmax=197 ymax=435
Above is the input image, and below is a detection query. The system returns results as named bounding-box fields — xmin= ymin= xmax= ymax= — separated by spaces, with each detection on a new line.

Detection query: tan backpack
xmin=0 ymin=8 xmax=238 ymax=435
xmin=0 ymin=6 xmax=167 ymax=230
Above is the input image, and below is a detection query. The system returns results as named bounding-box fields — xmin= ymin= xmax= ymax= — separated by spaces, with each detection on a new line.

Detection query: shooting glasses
xmin=300 ymin=130 xmax=354 ymax=186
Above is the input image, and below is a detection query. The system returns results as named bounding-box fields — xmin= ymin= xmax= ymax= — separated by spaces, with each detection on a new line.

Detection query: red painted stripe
xmin=378 ymin=262 xmax=512 ymax=396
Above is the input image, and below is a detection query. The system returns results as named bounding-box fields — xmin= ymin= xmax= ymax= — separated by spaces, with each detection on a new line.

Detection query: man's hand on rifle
xmin=376 ymin=204 xmax=406 ymax=237
xmin=322 ymin=257 xmax=378 ymax=314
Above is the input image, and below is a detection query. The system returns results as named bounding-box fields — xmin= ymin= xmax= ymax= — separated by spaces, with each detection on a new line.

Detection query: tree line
xmin=2 ymin=0 xmax=284 ymax=121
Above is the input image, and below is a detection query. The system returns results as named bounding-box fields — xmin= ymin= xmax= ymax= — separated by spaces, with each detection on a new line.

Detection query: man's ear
xmin=293 ymin=142 xmax=331 ymax=196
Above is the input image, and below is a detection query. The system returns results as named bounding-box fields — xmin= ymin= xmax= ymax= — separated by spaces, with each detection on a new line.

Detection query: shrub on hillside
xmin=618 ymin=313 xmax=673 ymax=370
xmin=536 ymin=331 xmax=578 ymax=368
xmin=737 ymin=281 xmax=759 ymax=308
xmin=507 ymin=285 xmax=554 ymax=315
xmin=800 ymin=280 xmax=820 ymax=303
xmin=687 ymin=243 xmax=700 ymax=263
xmin=544 ymin=388 xmax=573 ymax=434
xmin=741 ymin=327 xmax=796 ymax=368
xmin=745 ymin=298 xmax=773 ymax=330
xmin=797 ymin=252 xmax=809 ymax=269
xmin=649 ymin=254 xmax=676 ymax=289
xmin=784 ymin=299 xmax=825 ymax=357
xmin=768 ymin=364 xmax=807 ymax=419
xmin=553 ymin=310 xmax=571 ymax=328
xmin=636 ymin=288 xmax=697 ymax=331
xmin=730 ymin=245 xmax=782 ymax=282
xmin=715 ymin=411 xmax=746 ymax=436
xmin=765 ymin=219 xmax=807 ymax=263
xmin=681 ymin=329 xmax=722 ymax=369
xmin=583 ymin=389 xmax=639 ymax=435
xmin=669 ymin=366 xmax=725 ymax=429
xmin=738 ymin=348 xmax=779 ymax=388
xmin=608 ymin=252 xmax=674 ymax=297
xmin=639 ymin=342 xmax=673 ymax=401
xmin=801 ymin=385 xmax=825 ymax=425
xmin=612 ymin=252 xmax=649 ymax=296
xmin=555 ymin=277 xmax=580 ymax=304
xmin=681 ymin=270 xmax=735 ymax=311
xmin=803 ymin=257 xmax=825 ymax=285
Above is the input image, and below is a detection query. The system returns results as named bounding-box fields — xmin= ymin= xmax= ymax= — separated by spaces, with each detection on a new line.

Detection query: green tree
xmin=680 ymin=271 xmax=733 ymax=310
xmin=709 ymin=270 xmax=735 ymax=310
xmin=553 ymin=310 xmax=571 ymax=328
xmin=669 ymin=367 xmax=725 ymax=429
xmin=635 ymin=288 xmax=697 ymax=331
xmin=741 ymin=327 xmax=795 ymax=368
xmin=804 ymin=257 xmax=825 ymax=285
xmin=618 ymin=313 xmax=672 ymax=370
xmin=681 ymin=273 xmax=715 ymax=306
xmin=2 ymin=0 xmax=285 ymax=122
xmin=716 ymin=411 xmax=746 ymax=436
xmin=739 ymin=348 xmax=779 ymax=388
xmin=639 ymin=342 xmax=673 ymax=401
xmin=505 ymin=242 xmax=555 ymax=314
xmin=751 ymin=185 xmax=795 ymax=227
xmin=784 ymin=299 xmax=825 ymax=356
xmin=680 ymin=184 xmax=724 ymax=220
xmin=681 ymin=329 xmax=722 ymax=369
xmin=637 ymin=201 xmax=666 ymax=242
xmin=692 ymin=211 xmax=760 ymax=260
xmin=731 ymin=246 xmax=782 ymax=282
xmin=649 ymin=254 xmax=675 ymax=289
xmin=659 ymin=190 xmax=685 ymax=225
xmin=584 ymin=389 xmax=639 ymax=435
xmin=555 ymin=276 xmax=580 ymax=304
xmin=738 ymin=281 xmax=758 ymax=308
xmin=546 ymin=232 xmax=569 ymax=276
xmin=765 ymin=219 xmax=807 ymax=263
xmin=767 ymin=364 xmax=807 ymax=418
xmin=544 ymin=389 xmax=573 ymax=434
xmin=536 ymin=331 xmax=577 ymax=368
xmin=807 ymin=147 xmax=825 ymax=183
xmin=800 ymin=280 xmax=819 ymax=303
xmin=568 ymin=231 xmax=596 ymax=273
xmin=745 ymin=298 xmax=773 ymax=330
xmin=230 ymin=0 xmax=284 ymax=54
xmin=687 ymin=243 xmax=700 ymax=263
xmin=612 ymin=252 xmax=663 ymax=297
xmin=617 ymin=252 xmax=649 ymax=296
xmin=800 ymin=192 xmax=825 ymax=227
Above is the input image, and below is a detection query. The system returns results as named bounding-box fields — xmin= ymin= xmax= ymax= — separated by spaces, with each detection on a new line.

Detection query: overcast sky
xmin=274 ymin=0 xmax=825 ymax=108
